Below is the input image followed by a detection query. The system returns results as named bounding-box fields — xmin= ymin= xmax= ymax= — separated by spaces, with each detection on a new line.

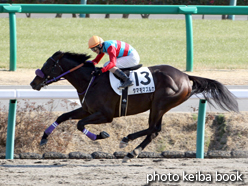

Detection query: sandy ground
xmin=0 ymin=158 xmax=247 ymax=186
xmin=0 ymin=68 xmax=248 ymax=85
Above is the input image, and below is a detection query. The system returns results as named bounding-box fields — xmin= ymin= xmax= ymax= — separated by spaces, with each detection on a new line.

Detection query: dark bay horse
xmin=30 ymin=51 xmax=239 ymax=162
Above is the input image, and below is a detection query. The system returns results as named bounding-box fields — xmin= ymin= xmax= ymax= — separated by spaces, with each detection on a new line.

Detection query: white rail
xmin=0 ymin=89 xmax=247 ymax=99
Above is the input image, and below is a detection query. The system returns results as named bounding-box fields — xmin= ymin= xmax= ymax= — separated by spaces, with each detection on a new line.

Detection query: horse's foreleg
xmin=77 ymin=111 xmax=113 ymax=141
xmin=40 ymin=107 xmax=90 ymax=146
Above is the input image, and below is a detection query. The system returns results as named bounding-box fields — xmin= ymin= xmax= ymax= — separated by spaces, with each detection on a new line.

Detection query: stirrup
xmin=118 ymin=80 xmax=133 ymax=90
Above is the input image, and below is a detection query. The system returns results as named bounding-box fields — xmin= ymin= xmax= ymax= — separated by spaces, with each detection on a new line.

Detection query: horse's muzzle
xmin=30 ymin=77 xmax=44 ymax=91
xmin=30 ymin=81 xmax=41 ymax=91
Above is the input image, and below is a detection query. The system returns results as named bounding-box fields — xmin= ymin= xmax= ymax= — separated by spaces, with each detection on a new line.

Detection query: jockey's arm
xmin=92 ymin=53 xmax=105 ymax=66
xmin=101 ymin=45 xmax=117 ymax=73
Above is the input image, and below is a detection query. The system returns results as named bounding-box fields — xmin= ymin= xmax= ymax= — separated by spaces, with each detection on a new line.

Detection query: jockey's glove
xmin=92 ymin=68 xmax=103 ymax=76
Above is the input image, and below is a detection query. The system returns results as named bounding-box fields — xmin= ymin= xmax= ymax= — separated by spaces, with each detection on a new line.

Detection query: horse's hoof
xmin=40 ymin=139 xmax=48 ymax=146
xmin=119 ymin=137 xmax=129 ymax=148
xmin=122 ymin=152 xmax=137 ymax=163
xmin=119 ymin=141 xmax=128 ymax=148
xmin=100 ymin=131 xmax=110 ymax=139
xmin=122 ymin=156 xmax=131 ymax=163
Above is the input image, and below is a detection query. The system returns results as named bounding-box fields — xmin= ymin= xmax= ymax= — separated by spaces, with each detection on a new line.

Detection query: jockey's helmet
xmin=88 ymin=36 xmax=104 ymax=49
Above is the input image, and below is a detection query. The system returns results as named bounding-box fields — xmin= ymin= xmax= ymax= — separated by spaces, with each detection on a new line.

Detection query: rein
xmin=45 ymin=57 xmax=86 ymax=85
xmin=45 ymin=62 xmax=86 ymax=84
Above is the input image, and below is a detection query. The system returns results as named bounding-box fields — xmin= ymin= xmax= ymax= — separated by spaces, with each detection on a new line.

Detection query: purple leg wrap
xmin=45 ymin=122 xmax=59 ymax=135
xmin=82 ymin=129 xmax=97 ymax=141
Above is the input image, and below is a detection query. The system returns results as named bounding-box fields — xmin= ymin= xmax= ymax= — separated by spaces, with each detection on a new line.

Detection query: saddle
xmin=121 ymin=64 xmax=143 ymax=71
xmin=114 ymin=64 xmax=143 ymax=81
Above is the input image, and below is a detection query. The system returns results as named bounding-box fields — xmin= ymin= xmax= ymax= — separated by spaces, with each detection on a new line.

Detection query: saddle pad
xmin=109 ymin=67 xmax=155 ymax=96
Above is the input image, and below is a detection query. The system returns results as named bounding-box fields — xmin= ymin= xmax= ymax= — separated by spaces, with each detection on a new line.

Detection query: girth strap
xmin=119 ymin=71 xmax=130 ymax=117
xmin=119 ymin=87 xmax=128 ymax=117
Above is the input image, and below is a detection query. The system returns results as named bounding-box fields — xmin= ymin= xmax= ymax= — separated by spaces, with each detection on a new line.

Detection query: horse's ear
xmin=53 ymin=51 xmax=63 ymax=57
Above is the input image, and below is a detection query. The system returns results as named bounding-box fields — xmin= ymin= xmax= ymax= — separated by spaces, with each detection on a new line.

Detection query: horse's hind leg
xmin=122 ymin=125 xmax=161 ymax=163
xmin=40 ymin=107 xmax=90 ymax=146
xmin=134 ymin=122 xmax=161 ymax=154
xmin=120 ymin=109 xmax=163 ymax=148
xmin=121 ymin=113 xmax=163 ymax=163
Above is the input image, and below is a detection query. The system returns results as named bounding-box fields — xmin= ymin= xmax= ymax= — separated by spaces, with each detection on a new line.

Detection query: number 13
xmin=133 ymin=71 xmax=151 ymax=86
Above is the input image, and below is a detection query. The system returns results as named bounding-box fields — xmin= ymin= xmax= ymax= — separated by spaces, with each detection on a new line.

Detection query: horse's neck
xmin=65 ymin=67 xmax=93 ymax=93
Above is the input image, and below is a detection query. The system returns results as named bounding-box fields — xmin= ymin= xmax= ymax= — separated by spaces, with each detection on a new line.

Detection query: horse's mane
xmin=53 ymin=51 xmax=93 ymax=67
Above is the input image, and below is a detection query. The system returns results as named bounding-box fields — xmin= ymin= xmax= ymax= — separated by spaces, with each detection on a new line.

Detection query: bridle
xmin=35 ymin=53 xmax=95 ymax=96
xmin=35 ymin=53 xmax=65 ymax=86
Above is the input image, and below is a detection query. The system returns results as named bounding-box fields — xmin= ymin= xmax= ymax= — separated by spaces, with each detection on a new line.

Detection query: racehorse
xmin=30 ymin=51 xmax=239 ymax=162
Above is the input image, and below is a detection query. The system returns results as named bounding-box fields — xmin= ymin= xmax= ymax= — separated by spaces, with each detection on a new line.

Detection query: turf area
xmin=1 ymin=18 xmax=248 ymax=70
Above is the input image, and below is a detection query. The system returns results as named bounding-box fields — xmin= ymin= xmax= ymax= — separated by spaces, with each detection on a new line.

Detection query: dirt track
xmin=0 ymin=158 xmax=247 ymax=186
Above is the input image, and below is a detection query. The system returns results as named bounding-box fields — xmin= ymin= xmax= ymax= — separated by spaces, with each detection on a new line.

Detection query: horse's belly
xmin=114 ymin=94 xmax=151 ymax=117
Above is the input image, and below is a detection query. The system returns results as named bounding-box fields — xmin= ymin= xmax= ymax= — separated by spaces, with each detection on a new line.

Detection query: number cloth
xmin=109 ymin=67 xmax=155 ymax=95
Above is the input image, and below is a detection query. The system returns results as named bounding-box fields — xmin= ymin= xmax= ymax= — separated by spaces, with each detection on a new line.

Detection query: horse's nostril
xmin=30 ymin=81 xmax=36 ymax=88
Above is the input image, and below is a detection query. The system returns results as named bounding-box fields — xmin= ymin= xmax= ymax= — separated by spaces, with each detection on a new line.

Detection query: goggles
xmin=91 ymin=47 xmax=98 ymax=52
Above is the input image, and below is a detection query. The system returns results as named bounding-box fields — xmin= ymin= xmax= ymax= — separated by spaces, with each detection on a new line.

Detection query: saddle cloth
xmin=109 ymin=67 xmax=155 ymax=96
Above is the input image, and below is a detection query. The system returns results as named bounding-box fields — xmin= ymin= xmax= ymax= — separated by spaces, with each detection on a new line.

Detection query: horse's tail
xmin=188 ymin=75 xmax=239 ymax=112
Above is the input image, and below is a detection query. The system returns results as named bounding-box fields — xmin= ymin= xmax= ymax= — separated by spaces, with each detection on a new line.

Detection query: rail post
xmin=3 ymin=5 xmax=21 ymax=71
xmin=228 ymin=0 xmax=237 ymax=20
xmin=6 ymin=99 xmax=17 ymax=159
xmin=185 ymin=14 xmax=193 ymax=72
xmin=178 ymin=7 xmax=197 ymax=72
xmin=196 ymin=99 xmax=207 ymax=159
xmin=9 ymin=12 xmax=17 ymax=71
xmin=79 ymin=0 xmax=87 ymax=18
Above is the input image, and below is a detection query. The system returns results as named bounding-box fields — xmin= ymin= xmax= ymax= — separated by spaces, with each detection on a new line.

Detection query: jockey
xmin=88 ymin=36 xmax=140 ymax=89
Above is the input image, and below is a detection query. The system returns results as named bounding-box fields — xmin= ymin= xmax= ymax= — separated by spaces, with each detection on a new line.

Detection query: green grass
xmin=1 ymin=18 xmax=248 ymax=70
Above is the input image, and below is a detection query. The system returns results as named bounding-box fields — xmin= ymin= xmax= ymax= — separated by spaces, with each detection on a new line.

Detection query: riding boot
xmin=114 ymin=69 xmax=133 ymax=89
